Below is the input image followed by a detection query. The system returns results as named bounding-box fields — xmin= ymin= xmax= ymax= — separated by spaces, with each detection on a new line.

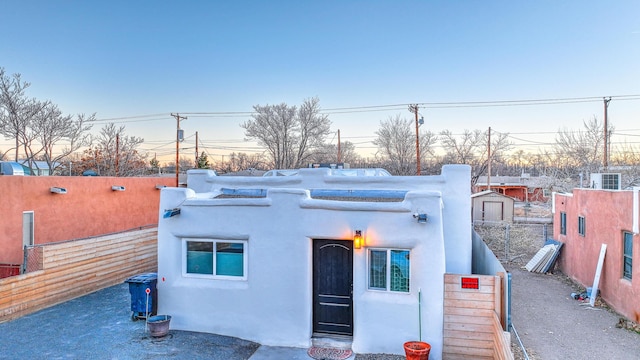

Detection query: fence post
xmin=504 ymin=223 xmax=510 ymax=260
xmin=22 ymin=245 xmax=27 ymax=274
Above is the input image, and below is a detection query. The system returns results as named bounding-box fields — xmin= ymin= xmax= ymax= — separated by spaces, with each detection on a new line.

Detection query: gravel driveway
xmin=508 ymin=264 xmax=640 ymax=360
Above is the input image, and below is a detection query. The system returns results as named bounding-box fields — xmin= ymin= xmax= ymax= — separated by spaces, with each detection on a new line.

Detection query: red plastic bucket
xmin=404 ymin=341 xmax=431 ymax=360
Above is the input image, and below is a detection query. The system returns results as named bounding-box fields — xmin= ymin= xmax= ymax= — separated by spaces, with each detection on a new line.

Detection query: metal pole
xmin=22 ymin=245 xmax=28 ymax=274
xmin=418 ymin=288 xmax=422 ymax=341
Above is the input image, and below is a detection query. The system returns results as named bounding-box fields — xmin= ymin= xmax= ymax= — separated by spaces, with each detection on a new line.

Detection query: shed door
xmin=482 ymin=201 xmax=504 ymax=221
xmin=313 ymin=239 xmax=353 ymax=336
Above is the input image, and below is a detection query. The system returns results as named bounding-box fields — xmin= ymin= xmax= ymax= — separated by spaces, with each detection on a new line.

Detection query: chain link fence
xmin=474 ymin=221 xmax=552 ymax=266
xmin=22 ymin=245 xmax=44 ymax=273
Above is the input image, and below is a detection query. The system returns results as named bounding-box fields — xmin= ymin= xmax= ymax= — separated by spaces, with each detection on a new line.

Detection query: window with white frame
xmin=368 ymin=249 xmax=410 ymax=292
xmin=184 ymin=239 xmax=246 ymax=279
xmin=23 ymin=211 xmax=34 ymax=247
xmin=578 ymin=216 xmax=586 ymax=237
xmin=623 ymin=231 xmax=633 ymax=280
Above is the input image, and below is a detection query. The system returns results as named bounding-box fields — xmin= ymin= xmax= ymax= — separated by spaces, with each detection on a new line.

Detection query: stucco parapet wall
xmin=186 ymin=164 xmax=469 ymax=194
xmin=176 ymin=188 xmax=441 ymax=213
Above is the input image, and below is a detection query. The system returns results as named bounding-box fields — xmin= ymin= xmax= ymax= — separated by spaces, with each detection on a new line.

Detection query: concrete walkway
xmin=0 ymin=282 xmax=364 ymax=360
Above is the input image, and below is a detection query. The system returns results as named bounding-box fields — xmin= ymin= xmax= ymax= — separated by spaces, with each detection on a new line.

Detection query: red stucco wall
xmin=554 ymin=189 xmax=640 ymax=322
xmin=0 ymin=176 xmax=174 ymax=264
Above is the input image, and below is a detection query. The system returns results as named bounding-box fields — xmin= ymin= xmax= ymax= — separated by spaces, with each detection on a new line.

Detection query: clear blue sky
xmin=2 ymin=0 xmax=639 ymax=163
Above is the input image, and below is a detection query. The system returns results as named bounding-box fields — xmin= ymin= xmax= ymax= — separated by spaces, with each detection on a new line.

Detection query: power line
xmin=86 ymin=94 xmax=640 ymax=126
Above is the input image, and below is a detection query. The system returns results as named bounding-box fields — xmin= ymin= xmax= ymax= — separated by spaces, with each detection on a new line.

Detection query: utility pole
xmin=171 ymin=113 xmax=187 ymax=187
xmin=408 ymin=104 xmax=420 ymax=175
xmin=337 ymin=129 xmax=341 ymax=163
xmin=603 ymin=97 xmax=611 ymax=170
xmin=487 ymin=127 xmax=491 ymax=191
xmin=195 ymin=131 xmax=199 ymax=167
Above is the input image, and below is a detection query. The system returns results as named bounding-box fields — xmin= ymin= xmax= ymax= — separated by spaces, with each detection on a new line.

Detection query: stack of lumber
xmin=525 ymin=239 xmax=563 ymax=273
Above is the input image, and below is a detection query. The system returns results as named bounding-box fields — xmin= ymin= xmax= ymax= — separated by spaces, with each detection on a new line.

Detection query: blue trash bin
xmin=125 ymin=273 xmax=157 ymax=320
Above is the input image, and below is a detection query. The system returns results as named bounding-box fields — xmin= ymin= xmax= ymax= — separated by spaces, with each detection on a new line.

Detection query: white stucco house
xmin=156 ymin=165 xmax=472 ymax=358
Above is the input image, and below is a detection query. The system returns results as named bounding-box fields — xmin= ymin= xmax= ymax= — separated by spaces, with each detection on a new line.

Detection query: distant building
xmin=471 ymin=190 xmax=515 ymax=223
xmin=17 ymin=160 xmax=60 ymax=176
xmin=475 ymin=175 xmax=551 ymax=202
xmin=0 ymin=162 xmax=25 ymax=176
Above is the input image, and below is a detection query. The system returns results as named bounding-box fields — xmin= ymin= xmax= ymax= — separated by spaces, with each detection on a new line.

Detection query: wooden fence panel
xmin=0 ymin=228 xmax=157 ymax=323
xmin=443 ymin=274 xmax=513 ymax=360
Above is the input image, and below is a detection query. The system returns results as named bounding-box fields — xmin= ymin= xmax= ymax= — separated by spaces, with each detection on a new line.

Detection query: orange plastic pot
xmin=403 ymin=341 xmax=431 ymax=360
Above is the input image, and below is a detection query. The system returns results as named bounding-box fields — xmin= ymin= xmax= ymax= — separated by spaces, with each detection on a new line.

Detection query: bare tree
xmin=308 ymin=141 xmax=362 ymax=165
xmin=439 ymin=129 xmax=512 ymax=184
xmin=75 ymin=123 xmax=146 ymax=176
xmin=0 ymin=68 xmax=45 ymax=162
xmin=475 ymin=130 xmax=513 ymax=181
xmin=294 ymin=97 xmax=331 ymax=167
xmin=439 ymin=129 xmax=484 ymax=165
xmin=218 ymin=152 xmax=266 ymax=173
xmin=373 ymin=114 xmax=437 ymax=175
xmin=32 ymin=104 xmax=95 ymax=174
xmin=553 ymin=117 xmax=608 ymax=177
xmin=0 ymin=68 xmax=94 ymax=174
xmin=241 ymin=97 xmax=331 ymax=169
xmin=611 ymin=142 xmax=640 ymax=188
xmin=178 ymin=156 xmax=194 ymax=171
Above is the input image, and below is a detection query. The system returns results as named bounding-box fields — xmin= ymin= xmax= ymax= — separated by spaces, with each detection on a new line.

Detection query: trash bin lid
xmin=125 ymin=272 xmax=157 ymax=283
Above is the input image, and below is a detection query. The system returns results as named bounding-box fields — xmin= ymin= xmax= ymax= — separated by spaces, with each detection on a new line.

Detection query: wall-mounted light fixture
xmin=50 ymin=187 xmax=67 ymax=194
xmin=413 ymin=213 xmax=428 ymax=224
xmin=163 ymin=208 xmax=181 ymax=218
xmin=353 ymin=230 xmax=363 ymax=249
xmin=111 ymin=185 xmax=126 ymax=191
xmin=155 ymin=184 xmax=167 ymax=190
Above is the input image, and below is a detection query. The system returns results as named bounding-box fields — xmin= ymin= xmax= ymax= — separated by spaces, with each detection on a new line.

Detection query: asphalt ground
xmin=0 ymin=283 xmax=407 ymax=360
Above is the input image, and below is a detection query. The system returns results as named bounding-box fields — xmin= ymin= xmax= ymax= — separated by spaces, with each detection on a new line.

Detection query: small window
xmin=578 ymin=216 xmax=586 ymax=237
xmin=543 ymin=189 xmax=550 ymax=198
xmin=560 ymin=212 xmax=567 ymax=235
xmin=184 ymin=239 xmax=246 ymax=279
xmin=368 ymin=249 xmax=410 ymax=292
xmin=623 ymin=232 xmax=633 ymax=280
xmin=22 ymin=211 xmax=34 ymax=247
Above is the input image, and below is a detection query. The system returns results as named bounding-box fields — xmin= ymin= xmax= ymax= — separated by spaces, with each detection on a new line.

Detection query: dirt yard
xmin=508 ymin=264 xmax=640 ymax=360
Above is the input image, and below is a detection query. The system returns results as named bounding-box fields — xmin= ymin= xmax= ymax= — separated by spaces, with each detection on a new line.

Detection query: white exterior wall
xmin=157 ymin=165 xmax=471 ymax=357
